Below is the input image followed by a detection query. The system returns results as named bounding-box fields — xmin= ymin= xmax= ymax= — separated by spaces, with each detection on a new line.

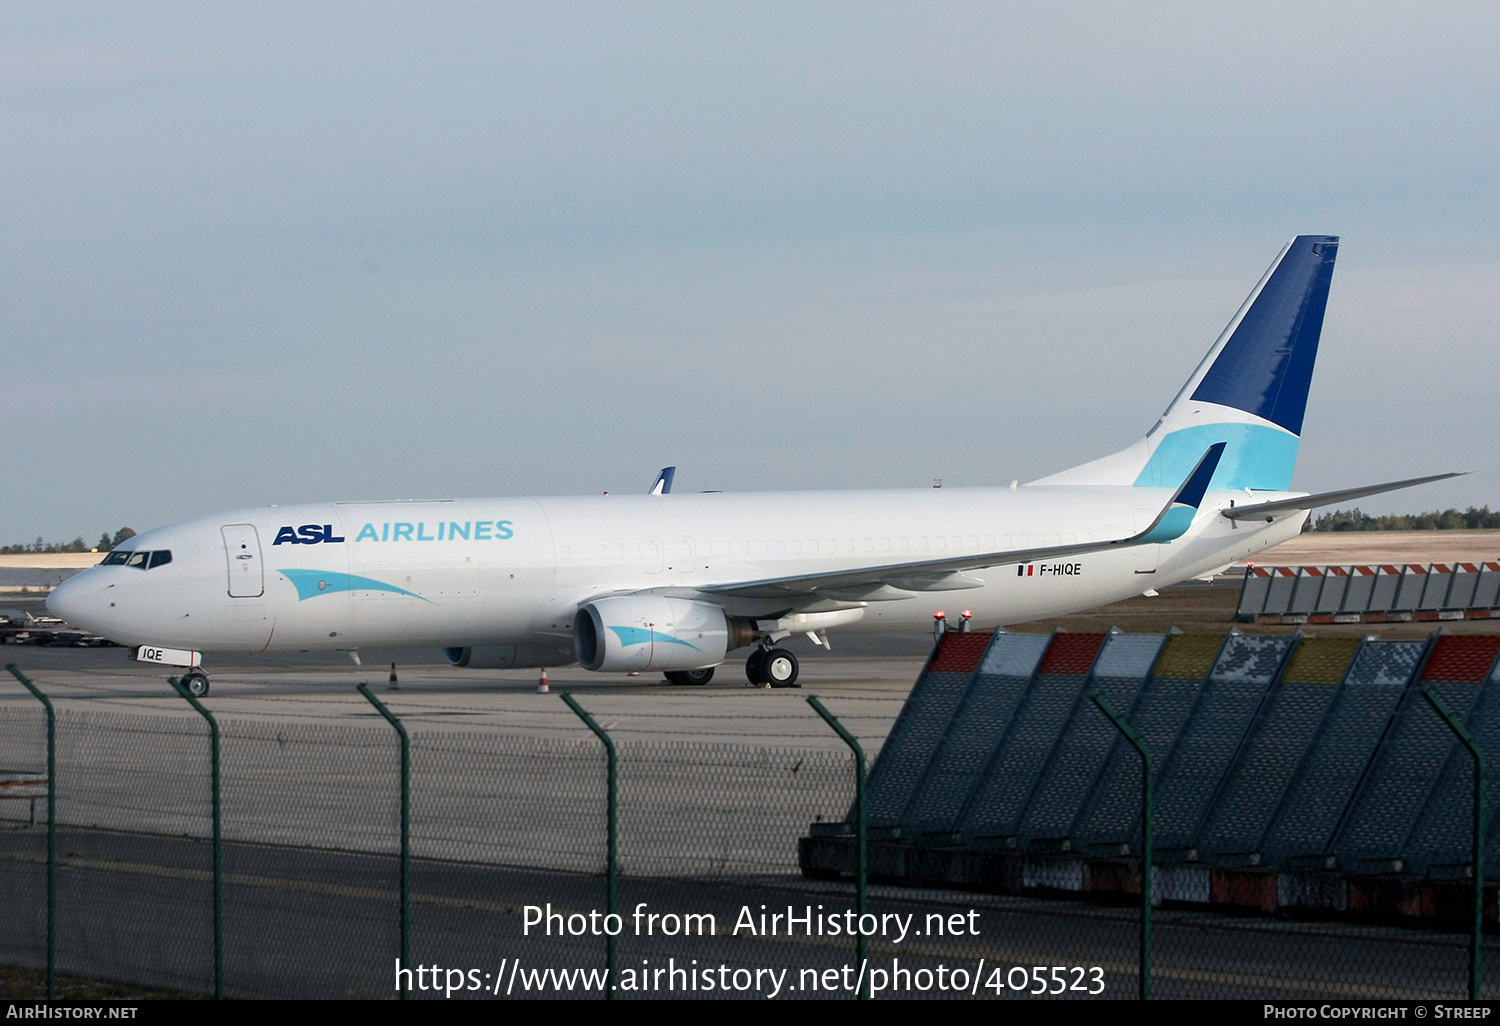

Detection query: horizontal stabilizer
xmin=1220 ymin=472 xmax=1467 ymax=521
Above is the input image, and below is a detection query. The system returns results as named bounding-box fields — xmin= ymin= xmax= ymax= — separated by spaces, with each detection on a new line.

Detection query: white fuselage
xmin=50 ymin=485 xmax=1306 ymax=659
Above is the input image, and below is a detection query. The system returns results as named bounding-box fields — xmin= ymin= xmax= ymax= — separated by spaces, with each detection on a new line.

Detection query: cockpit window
xmin=101 ymin=549 xmax=173 ymax=569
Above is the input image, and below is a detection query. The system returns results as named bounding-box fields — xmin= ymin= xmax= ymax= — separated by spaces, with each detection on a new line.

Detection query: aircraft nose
xmin=47 ymin=573 xmax=100 ymax=627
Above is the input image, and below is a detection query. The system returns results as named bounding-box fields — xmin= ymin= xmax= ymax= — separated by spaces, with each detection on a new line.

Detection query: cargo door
xmin=222 ymin=524 xmax=265 ymax=597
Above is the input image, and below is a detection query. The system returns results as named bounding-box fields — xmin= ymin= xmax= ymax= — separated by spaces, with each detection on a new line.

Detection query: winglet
xmin=1134 ymin=442 xmax=1226 ymax=544
xmin=649 ymin=467 xmax=676 ymax=496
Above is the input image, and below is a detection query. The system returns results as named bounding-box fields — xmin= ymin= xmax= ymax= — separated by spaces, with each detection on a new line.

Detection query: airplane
xmin=48 ymin=235 xmax=1461 ymax=696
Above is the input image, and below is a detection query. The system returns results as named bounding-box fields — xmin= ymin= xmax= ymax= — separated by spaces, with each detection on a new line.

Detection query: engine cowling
xmin=575 ymin=596 xmax=733 ymax=672
xmin=444 ymin=642 xmax=574 ymax=669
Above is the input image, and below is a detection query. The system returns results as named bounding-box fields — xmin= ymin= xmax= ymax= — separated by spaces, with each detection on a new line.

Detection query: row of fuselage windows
xmin=100 ymin=549 xmax=173 ymax=570
xmin=556 ymin=533 xmax=1092 ymax=562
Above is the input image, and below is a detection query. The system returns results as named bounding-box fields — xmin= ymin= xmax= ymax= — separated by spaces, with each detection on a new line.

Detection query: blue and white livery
xmin=49 ymin=236 xmax=1459 ymax=692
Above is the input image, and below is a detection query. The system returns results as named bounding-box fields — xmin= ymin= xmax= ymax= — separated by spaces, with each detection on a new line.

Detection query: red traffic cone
xmin=538 ymin=667 xmax=550 ymax=694
xmin=389 ymin=662 xmax=399 ymax=689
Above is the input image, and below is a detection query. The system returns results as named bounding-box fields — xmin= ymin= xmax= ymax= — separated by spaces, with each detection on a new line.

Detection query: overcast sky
xmin=3 ymin=3 xmax=1496 ymax=543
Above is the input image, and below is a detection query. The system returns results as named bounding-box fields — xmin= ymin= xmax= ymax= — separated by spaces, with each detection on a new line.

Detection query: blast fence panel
xmin=1289 ymin=569 xmax=1324 ymax=615
xmin=1315 ymin=567 xmax=1350 ymax=614
xmin=1238 ymin=569 xmax=1272 ymax=618
xmin=1334 ymin=637 xmax=1498 ymax=870
xmin=1256 ymin=640 xmax=1423 ymax=864
xmin=1150 ymin=634 xmax=1290 ymax=852
xmin=1015 ymin=633 xmax=1166 ymax=847
xmin=1392 ymin=566 xmax=1429 ymax=613
xmin=1072 ymin=633 xmax=1225 ymax=854
xmin=860 ymin=633 xmax=990 ymax=829
xmin=1192 ymin=638 xmax=1359 ymax=861
xmin=1341 ymin=567 xmax=1378 ymax=614
xmin=1477 ymin=564 xmax=1500 ymax=610
xmin=957 ymin=634 xmax=1107 ymax=842
xmin=1264 ymin=569 xmax=1298 ymax=615
xmin=1448 ymin=565 xmax=1481 ymax=611
xmin=1421 ymin=565 xmax=1455 ymax=611
xmin=899 ymin=632 xmax=1050 ymax=836
xmin=1369 ymin=567 xmax=1403 ymax=614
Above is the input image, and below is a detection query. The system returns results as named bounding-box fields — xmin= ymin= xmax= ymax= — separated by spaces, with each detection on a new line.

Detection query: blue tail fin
xmin=1177 ymin=235 xmax=1338 ymax=436
xmin=1034 ymin=235 xmax=1339 ymax=492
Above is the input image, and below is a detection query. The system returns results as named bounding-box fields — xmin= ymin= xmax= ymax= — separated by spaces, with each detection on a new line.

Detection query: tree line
xmin=1 ymin=527 xmax=137 ymax=555
xmin=1310 ymin=506 xmax=1500 ymax=532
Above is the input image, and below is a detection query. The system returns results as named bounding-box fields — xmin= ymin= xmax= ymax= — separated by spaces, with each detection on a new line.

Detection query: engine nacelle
xmin=575 ymin=596 xmax=734 ymax=672
xmin=444 ymin=642 xmax=575 ymax=669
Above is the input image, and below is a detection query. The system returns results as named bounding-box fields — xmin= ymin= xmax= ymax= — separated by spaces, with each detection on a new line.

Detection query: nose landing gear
xmin=663 ymin=667 xmax=716 ymax=686
xmin=179 ymin=670 xmax=211 ymax=697
xmin=745 ymin=647 xmax=799 ymax=688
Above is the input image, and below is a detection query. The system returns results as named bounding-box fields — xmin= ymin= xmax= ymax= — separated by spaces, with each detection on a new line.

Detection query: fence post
xmin=168 ymin=676 xmax=223 ymax=1000
xmin=1423 ymin=688 xmax=1485 ymax=1001
xmin=357 ymin=684 xmax=411 ymax=1000
xmin=561 ymin=693 xmax=616 ymax=1000
xmin=7 ymin=665 xmax=55 ymax=999
xmin=806 ymin=695 xmax=868 ymax=1000
xmin=1092 ymin=692 xmax=1152 ymax=1000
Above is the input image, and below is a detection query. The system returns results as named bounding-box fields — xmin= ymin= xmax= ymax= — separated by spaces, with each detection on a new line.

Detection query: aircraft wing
xmin=702 ymin=443 xmax=1226 ymax=600
xmin=1220 ymin=471 xmax=1467 ymax=521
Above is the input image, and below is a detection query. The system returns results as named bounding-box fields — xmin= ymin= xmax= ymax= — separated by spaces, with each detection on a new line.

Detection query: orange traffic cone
xmin=538 ymin=667 xmax=550 ymax=694
xmin=389 ymin=662 xmax=399 ymax=689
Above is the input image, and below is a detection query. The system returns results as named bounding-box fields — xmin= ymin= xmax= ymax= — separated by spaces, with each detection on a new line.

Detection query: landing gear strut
xmin=746 ymin=647 xmax=799 ymax=688
xmin=664 ymin=668 xmax=716 ymax=686
xmin=179 ymin=669 xmax=211 ymax=697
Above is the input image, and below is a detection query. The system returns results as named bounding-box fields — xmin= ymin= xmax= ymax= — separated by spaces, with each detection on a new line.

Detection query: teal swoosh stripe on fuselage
xmin=607 ymin=626 xmax=701 ymax=651
xmin=280 ymin=569 xmax=432 ymax=603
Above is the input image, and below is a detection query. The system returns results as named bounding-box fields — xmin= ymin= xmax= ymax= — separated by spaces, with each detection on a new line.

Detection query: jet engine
xmin=574 ymin=596 xmax=750 ymax=672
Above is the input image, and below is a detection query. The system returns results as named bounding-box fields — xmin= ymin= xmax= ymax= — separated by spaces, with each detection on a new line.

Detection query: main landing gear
xmin=745 ymin=647 xmax=799 ymax=688
xmin=179 ymin=669 xmax=211 ymax=697
xmin=664 ymin=668 xmax=716 ymax=686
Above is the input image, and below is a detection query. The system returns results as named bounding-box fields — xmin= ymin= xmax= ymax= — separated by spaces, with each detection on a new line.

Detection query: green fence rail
xmin=807 ymin=694 xmax=868 ymax=1000
xmin=168 ymin=674 xmax=223 ymax=1001
xmin=6 ymin=664 xmax=55 ymax=999
xmin=1424 ymin=687 xmax=1486 ymax=1002
xmin=1091 ymin=692 xmax=1152 ymax=1001
xmin=562 ymin=693 xmax=617 ymax=1000
xmin=357 ymin=683 xmax=411 ymax=1000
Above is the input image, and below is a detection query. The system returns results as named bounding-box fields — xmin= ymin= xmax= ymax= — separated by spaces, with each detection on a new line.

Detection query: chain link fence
xmin=3 ymin=647 xmax=1499 ymax=1001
